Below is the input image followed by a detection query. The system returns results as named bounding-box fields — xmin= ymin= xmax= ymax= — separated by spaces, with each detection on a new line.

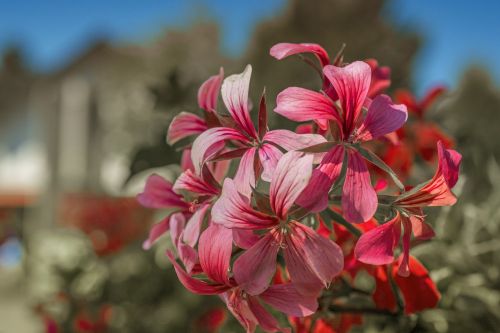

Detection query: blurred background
xmin=0 ymin=0 xmax=499 ymax=332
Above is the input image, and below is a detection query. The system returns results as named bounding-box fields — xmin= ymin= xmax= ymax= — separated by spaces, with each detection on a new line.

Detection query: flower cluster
xmin=138 ymin=42 xmax=461 ymax=332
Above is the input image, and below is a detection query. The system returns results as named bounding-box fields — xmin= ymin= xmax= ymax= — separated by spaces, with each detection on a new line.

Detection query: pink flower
xmin=355 ymin=141 xmax=462 ymax=275
xmin=167 ymin=223 xmax=318 ymax=333
xmin=212 ymin=151 xmax=344 ymax=296
xmin=191 ymin=65 xmax=326 ymax=197
xmin=167 ymin=69 xmax=224 ymax=145
xmin=275 ymin=61 xmax=407 ymax=223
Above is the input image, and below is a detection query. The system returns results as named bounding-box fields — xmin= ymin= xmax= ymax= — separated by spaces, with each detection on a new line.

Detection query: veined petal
xmin=247 ymin=297 xmax=289 ymax=333
xmin=270 ymin=151 xmax=313 ymax=219
xmin=342 ymin=150 xmax=378 ymax=223
xmin=182 ymin=204 xmax=210 ymax=247
xmin=169 ymin=212 xmax=186 ymax=248
xmin=284 ymin=222 xmax=344 ymax=296
xmin=260 ymin=283 xmax=318 ymax=317
xmin=274 ymin=87 xmax=340 ymax=125
xmin=234 ymin=147 xmax=257 ymax=198
xmin=137 ymin=174 xmax=189 ymax=210
xmin=258 ymin=143 xmax=283 ymax=182
xmin=178 ymin=243 xmax=198 ymax=274
xmin=264 ymin=129 xmax=327 ymax=163
xmin=270 ymin=42 xmax=330 ymax=67
xmin=212 ymin=179 xmax=278 ymax=230
xmin=142 ymin=216 xmax=171 ymax=250
xmin=181 ymin=149 xmax=195 ymax=172
xmin=191 ymin=127 xmax=249 ymax=174
xmin=233 ymin=233 xmax=280 ymax=296
xmin=166 ymin=251 xmax=228 ymax=295
xmin=198 ymin=223 xmax=233 ymax=285
xmin=233 ymin=229 xmax=260 ymax=250
xmin=198 ymin=68 xmax=224 ymax=112
xmin=324 ymin=62 xmax=371 ymax=135
xmin=354 ymin=214 xmax=401 ymax=265
xmin=296 ymin=145 xmax=344 ymax=212
xmin=167 ymin=112 xmax=208 ymax=145
xmin=221 ymin=291 xmax=258 ymax=333
xmin=174 ymin=169 xmax=219 ymax=197
xmin=356 ymin=95 xmax=408 ymax=142
xmin=221 ymin=65 xmax=257 ymax=139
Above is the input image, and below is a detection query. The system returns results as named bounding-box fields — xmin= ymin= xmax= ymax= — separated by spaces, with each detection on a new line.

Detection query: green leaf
xmin=355 ymin=145 xmax=405 ymax=191
xmin=320 ymin=209 xmax=361 ymax=237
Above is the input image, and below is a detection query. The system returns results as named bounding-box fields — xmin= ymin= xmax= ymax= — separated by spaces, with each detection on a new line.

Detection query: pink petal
xmin=437 ymin=141 xmax=461 ymax=189
xmin=270 ymin=151 xmax=313 ymax=219
xmin=212 ymin=179 xmax=278 ymax=230
xmin=274 ymin=87 xmax=341 ymax=128
xmin=410 ymin=215 xmax=435 ymax=240
xmin=397 ymin=217 xmax=412 ymax=277
xmin=169 ymin=212 xmax=186 ymax=248
xmin=296 ymin=145 xmax=344 ymax=212
xmin=167 ymin=112 xmax=208 ymax=145
xmin=233 ymin=229 xmax=260 ymax=250
xmin=356 ymin=95 xmax=408 ymax=142
xmin=182 ymin=204 xmax=210 ymax=247
xmin=234 ymin=147 xmax=257 ymax=198
xmin=198 ymin=68 xmax=223 ymax=112
xmin=191 ymin=127 xmax=249 ymax=174
xmin=270 ymin=42 xmax=330 ymax=67
xmin=342 ymin=150 xmax=378 ymax=223
xmin=260 ymin=283 xmax=318 ymax=317
xmin=233 ymin=233 xmax=280 ymax=295
xmin=137 ymin=174 xmax=189 ymax=210
xmin=221 ymin=291 xmax=258 ymax=333
xmin=365 ymin=59 xmax=391 ymax=98
xmin=142 ymin=215 xmax=171 ymax=250
xmin=354 ymin=215 xmax=401 ymax=265
xmin=198 ymin=223 xmax=233 ymax=285
xmin=283 ymin=222 xmax=344 ymax=296
xmin=181 ymin=149 xmax=195 ymax=172
xmin=221 ymin=65 xmax=257 ymax=139
xmin=264 ymin=129 xmax=327 ymax=163
xmin=323 ymin=62 xmax=371 ymax=135
xmin=178 ymin=243 xmax=198 ymax=274
xmin=247 ymin=297 xmax=289 ymax=333
xmin=174 ymin=169 xmax=219 ymax=197
xmin=258 ymin=143 xmax=283 ymax=182
xmin=166 ymin=251 xmax=228 ymax=295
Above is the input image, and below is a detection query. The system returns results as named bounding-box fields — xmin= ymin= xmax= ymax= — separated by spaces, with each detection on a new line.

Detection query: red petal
xmin=137 ymin=174 xmax=189 ymax=210
xmin=221 ymin=65 xmax=257 ymax=139
xmin=198 ymin=68 xmax=223 ymax=112
xmin=270 ymin=151 xmax=313 ymax=219
xmin=354 ymin=214 xmax=401 ymax=265
xmin=296 ymin=145 xmax=344 ymax=212
xmin=166 ymin=251 xmax=228 ymax=295
xmin=198 ymin=223 xmax=233 ymax=286
xmin=323 ymin=62 xmax=371 ymax=136
xmin=270 ymin=42 xmax=330 ymax=67
xmin=233 ymin=233 xmax=280 ymax=295
xmin=393 ymin=256 xmax=440 ymax=314
xmin=342 ymin=150 xmax=378 ymax=223
xmin=167 ymin=112 xmax=208 ymax=145
xmin=212 ymin=179 xmax=278 ymax=230
xmin=260 ymin=283 xmax=318 ymax=317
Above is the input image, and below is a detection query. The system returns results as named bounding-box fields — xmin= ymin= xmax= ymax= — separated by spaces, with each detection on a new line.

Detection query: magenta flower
xmin=212 ymin=151 xmax=343 ymax=296
xmin=191 ymin=65 xmax=326 ymax=197
xmin=274 ymin=61 xmax=407 ymax=223
xmin=167 ymin=223 xmax=318 ymax=333
xmin=355 ymin=141 xmax=462 ymax=275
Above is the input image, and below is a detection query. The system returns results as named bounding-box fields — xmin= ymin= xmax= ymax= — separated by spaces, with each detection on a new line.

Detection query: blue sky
xmin=0 ymin=0 xmax=498 ymax=95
